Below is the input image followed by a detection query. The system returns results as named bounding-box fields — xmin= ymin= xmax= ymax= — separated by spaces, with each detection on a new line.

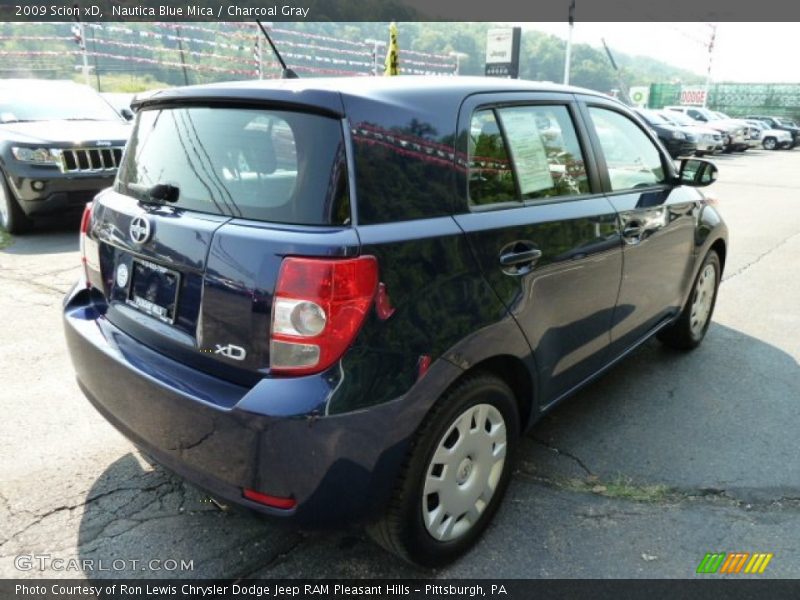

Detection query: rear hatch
xmin=87 ymin=101 xmax=356 ymax=386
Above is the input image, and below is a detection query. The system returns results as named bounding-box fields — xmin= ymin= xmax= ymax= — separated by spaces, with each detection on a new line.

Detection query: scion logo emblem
xmin=129 ymin=216 xmax=151 ymax=244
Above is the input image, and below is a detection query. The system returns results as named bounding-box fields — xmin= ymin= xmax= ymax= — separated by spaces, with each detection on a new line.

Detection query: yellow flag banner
xmin=384 ymin=21 xmax=399 ymax=76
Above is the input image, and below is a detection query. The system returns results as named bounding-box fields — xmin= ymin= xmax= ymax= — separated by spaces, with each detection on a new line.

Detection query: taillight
xmin=79 ymin=202 xmax=100 ymax=287
xmin=270 ymin=256 xmax=378 ymax=376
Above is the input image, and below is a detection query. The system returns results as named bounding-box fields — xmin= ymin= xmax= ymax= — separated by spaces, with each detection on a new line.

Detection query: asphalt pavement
xmin=1 ymin=149 xmax=798 ymax=579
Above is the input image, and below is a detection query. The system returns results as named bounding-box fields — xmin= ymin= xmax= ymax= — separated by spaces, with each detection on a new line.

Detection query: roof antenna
xmin=255 ymin=20 xmax=299 ymax=79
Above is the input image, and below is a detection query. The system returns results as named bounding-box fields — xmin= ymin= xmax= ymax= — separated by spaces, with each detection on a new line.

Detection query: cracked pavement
xmin=1 ymin=150 xmax=799 ymax=579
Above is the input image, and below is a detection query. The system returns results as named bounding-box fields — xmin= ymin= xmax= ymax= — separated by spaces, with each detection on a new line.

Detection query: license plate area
xmin=125 ymin=258 xmax=180 ymax=324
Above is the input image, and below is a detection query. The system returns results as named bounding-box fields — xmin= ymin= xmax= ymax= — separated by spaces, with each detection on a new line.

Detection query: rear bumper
xmin=63 ymin=284 xmax=440 ymax=526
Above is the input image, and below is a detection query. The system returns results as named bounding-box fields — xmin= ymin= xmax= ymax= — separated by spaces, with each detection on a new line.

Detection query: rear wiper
xmin=149 ymin=183 xmax=180 ymax=203
xmin=126 ymin=182 xmax=180 ymax=205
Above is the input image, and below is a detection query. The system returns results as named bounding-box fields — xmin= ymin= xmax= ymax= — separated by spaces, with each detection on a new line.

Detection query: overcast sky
xmin=519 ymin=22 xmax=799 ymax=84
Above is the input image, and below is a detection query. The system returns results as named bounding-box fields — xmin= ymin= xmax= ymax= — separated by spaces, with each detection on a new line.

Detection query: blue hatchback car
xmin=64 ymin=77 xmax=727 ymax=566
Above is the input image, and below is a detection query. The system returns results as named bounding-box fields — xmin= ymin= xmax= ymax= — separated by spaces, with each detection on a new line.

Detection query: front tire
xmin=367 ymin=374 xmax=520 ymax=567
xmin=658 ymin=250 xmax=721 ymax=350
xmin=0 ymin=171 xmax=32 ymax=234
xmin=763 ymin=137 xmax=777 ymax=150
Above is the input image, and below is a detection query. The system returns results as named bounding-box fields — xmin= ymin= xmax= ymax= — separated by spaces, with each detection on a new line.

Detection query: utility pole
xmin=449 ymin=51 xmax=468 ymax=75
xmin=256 ymin=35 xmax=264 ymax=79
xmin=175 ymin=25 xmax=189 ymax=86
xmin=72 ymin=20 xmax=91 ymax=86
xmin=90 ymin=27 xmax=101 ymax=91
xmin=602 ymin=38 xmax=632 ymax=105
xmin=365 ymin=39 xmax=382 ymax=75
xmin=563 ymin=0 xmax=575 ymax=85
xmin=703 ymin=24 xmax=717 ymax=108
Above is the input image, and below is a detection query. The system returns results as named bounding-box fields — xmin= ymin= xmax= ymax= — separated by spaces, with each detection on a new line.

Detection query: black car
xmin=634 ymin=108 xmax=698 ymax=158
xmin=64 ymin=77 xmax=727 ymax=566
xmin=0 ymin=79 xmax=130 ymax=233
xmin=745 ymin=115 xmax=800 ymax=147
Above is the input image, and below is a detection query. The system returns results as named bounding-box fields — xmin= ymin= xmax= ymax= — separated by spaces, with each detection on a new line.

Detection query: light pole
xmin=448 ymin=51 xmax=468 ymax=75
xmin=365 ymin=39 xmax=383 ymax=76
xmin=703 ymin=24 xmax=717 ymax=108
xmin=78 ymin=22 xmax=90 ymax=86
xmin=563 ymin=0 xmax=575 ymax=85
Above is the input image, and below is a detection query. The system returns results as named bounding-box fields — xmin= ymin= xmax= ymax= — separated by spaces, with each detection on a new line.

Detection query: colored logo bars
xmin=696 ymin=552 xmax=773 ymax=574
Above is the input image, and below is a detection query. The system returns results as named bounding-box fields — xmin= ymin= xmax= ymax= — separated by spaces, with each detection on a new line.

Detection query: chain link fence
xmin=649 ymin=83 xmax=800 ymax=121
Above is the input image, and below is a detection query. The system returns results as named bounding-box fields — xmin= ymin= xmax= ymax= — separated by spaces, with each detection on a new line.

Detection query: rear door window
xmin=467 ymin=104 xmax=589 ymax=206
xmin=118 ymin=107 xmax=350 ymax=225
xmin=496 ymin=105 xmax=590 ymax=200
xmin=467 ymin=110 xmax=517 ymax=206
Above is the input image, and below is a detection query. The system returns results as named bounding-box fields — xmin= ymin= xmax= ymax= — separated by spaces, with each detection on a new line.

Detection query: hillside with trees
xmin=0 ymin=21 xmax=704 ymax=93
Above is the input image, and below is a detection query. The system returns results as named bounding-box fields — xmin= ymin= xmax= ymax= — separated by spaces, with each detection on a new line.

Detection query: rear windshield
xmin=117 ymin=106 xmax=350 ymax=225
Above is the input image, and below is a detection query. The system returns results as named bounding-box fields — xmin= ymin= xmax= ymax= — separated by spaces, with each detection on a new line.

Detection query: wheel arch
xmin=429 ymin=354 xmax=537 ymax=436
xmin=710 ymin=237 xmax=727 ymax=275
xmin=465 ymin=355 xmax=536 ymax=432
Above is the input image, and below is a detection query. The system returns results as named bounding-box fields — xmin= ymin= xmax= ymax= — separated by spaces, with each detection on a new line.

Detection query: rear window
xmin=117 ymin=107 xmax=350 ymax=225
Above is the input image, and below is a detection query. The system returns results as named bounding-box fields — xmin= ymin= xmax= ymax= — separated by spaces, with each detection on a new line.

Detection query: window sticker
xmin=498 ymin=109 xmax=554 ymax=195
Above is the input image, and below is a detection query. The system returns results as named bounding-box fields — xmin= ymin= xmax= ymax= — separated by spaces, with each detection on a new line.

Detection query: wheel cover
xmin=422 ymin=403 xmax=507 ymax=542
xmin=690 ymin=263 xmax=717 ymax=337
xmin=0 ymin=179 xmax=9 ymax=226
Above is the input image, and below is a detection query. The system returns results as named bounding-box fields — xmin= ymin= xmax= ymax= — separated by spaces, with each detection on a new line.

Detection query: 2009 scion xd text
xmin=64 ymin=77 xmax=727 ymax=566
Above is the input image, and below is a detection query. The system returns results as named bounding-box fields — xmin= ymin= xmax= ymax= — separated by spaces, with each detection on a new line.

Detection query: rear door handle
xmin=499 ymin=248 xmax=543 ymax=267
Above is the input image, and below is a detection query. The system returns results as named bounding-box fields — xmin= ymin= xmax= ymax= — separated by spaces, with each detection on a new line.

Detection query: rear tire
xmin=0 ymin=170 xmax=32 ymax=235
xmin=367 ymin=374 xmax=520 ymax=567
xmin=658 ymin=250 xmax=721 ymax=350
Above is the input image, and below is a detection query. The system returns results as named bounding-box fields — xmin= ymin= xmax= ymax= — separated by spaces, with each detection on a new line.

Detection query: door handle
xmin=499 ymin=248 xmax=543 ymax=267
xmin=623 ymin=224 xmax=643 ymax=237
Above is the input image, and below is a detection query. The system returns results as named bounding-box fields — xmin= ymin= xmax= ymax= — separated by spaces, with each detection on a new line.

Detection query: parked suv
xmin=634 ymin=108 xmax=697 ymax=158
xmin=745 ymin=115 xmax=800 ymax=147
xmin=63 ymin=77 xmax=727 ymax=566
xmin=657 ymin=110 xmax=723 ymax=155
xmin=744 ymin=119 xmax=793 ymax=150
xmin=710 ymin=111 xmax=761 ymax=149
xmin=0 ymin=79 xmax=130 ymax=233
xmin=664 ymin=106 xmax=747 ymax=152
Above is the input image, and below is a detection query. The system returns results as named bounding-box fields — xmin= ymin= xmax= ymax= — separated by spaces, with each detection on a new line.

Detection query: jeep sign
xmin=485 ymin=27 xmax=521 ymax=79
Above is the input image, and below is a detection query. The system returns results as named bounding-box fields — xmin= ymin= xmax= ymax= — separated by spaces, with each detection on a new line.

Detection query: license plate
xmin=126 ymin=259 xmax=180 ymax=324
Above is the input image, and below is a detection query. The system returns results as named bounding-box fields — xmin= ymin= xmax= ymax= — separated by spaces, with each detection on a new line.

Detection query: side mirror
xmin=120 ymin=108 xmax=134 ymax=121
xmin=678 ymin=158 xmax=718 ymax=187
